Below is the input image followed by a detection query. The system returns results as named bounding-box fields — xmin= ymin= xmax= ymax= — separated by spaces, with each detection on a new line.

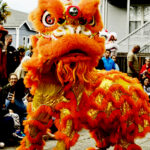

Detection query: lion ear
xmin=28 ymin=8 xmax=37 ymax=22
xmin=78 ymin=0 xmax=100 ymax=19
xmin=78 ymin=0 xmax=103 ymax=32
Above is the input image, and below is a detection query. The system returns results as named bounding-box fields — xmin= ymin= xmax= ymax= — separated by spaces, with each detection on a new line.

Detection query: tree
xmin=0 ymin=0 xmax=11 ymax=25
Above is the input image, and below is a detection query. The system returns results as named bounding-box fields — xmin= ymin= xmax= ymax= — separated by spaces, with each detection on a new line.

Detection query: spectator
xmin=25 ymin=45 xmax=33 ymax=57
xmin=102 ymin=49 xmax=116 ymax=71
xmin=23 ymin=92 xmax=33 ymax=106
xmin=17 ymin=47 xmax=25 ymax=63
xmin=0 ymin=100 xmax=24 ymax=148
xmin=139 ymin=57 xmax=150 ymax=84
xmin=96 ymin=58 xmax=105 ymax=70
xmin=1 ymin=73 xmax=27 ymax=129
xmin=0 ymin=26 xmax=8 ymax=87
xmin=5 ymin=109 xmax=25 ymax=139
xmin=14 ymin=55 xmax=30 ymax=79
xmin=127 ymin=45 xmax=140 ymax=78
xmin=0 ymin=105 xmax=15 ymax=148
xmin=0 ymin=34 xmax=19 ymax=86
xmin=112 ymin=55 xmax=120 ymax=71
xmin=143 ymin=77 xmax=150 ymax=99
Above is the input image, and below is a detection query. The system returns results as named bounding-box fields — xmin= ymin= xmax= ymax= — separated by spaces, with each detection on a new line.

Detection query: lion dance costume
xmin=17 ymin=0 xmax=150 ymax=149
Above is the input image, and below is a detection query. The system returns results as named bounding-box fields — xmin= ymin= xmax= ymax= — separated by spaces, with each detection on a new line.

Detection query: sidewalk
xmin=3 ymin=130 xmax=150 ymax=150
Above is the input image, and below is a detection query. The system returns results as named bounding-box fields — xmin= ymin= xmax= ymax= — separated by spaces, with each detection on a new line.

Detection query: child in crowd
xmin=5 ymin=109 xmax=25 ymax=139
xmin=23 ymin=92 xmax=33 ymax=106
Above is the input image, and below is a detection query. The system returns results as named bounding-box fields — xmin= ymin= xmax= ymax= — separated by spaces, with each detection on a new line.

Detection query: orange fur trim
xmin=30 ymin=105 xmax=52 ymax=118
xmin=24 ymin=119 xmax=52 ymax=132
xmin=17 ymin=137 xmax=45 ymax=150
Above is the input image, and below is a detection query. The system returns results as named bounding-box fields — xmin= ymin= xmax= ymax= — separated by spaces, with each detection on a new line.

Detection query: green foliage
xmin=0 ymin=0 xmax=11 ymax=25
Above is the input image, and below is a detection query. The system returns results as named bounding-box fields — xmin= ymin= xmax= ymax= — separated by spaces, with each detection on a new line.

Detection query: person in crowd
xmin=0 ymin=84 xmax=24 ymax=148
xmin=102 ymin=49 xmax=116 ymax=71
xmin=139 ymin=57 xmax=150 ymax=84
xmin=0 ymin=34 xmax=19 ymax=86
xmin=23 ymin=92 xmax=33 ymax=106
xmin=96 ymin=58 xmax=105 ymax=70
xmin=143 ymin=77 xmax=150 ymax=99
xmin=3 ymin=34 xmax=18 ymax=75
xmin=111 ymin=55 xmax=120 ymax=71
xmin=127 ymin=45 xmax=140 ymax=78
xmin=14 ymin=55 xmax=30 ymax=79
xmin=5 ymin=109 xmax=25 ymax=139
xmin=0 ymin=103 xmax=15 ymax=148
xmin=1 ymin=73 xmax=27 ymax=129
xmin=17 ymin=47 xmax=25 ymax=63
xmin=0 ymin=26 xmax=8 ymax=87
xmin=25 ymin=45 xmax=33 ymax=57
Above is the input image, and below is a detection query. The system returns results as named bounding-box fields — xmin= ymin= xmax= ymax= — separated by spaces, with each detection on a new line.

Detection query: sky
xmin=3 ymin=0 xmax=80 ymax=13
xmin=3 ymin=0 xmax=38 ymax=13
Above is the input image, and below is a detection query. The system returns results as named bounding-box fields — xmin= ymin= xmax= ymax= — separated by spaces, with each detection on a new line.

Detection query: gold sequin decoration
xmin=95 ymin=94 xmax=104 ymax=106
xmin=105 ymin=102 xmax=115 ymax=117
xmin=112 ymin=90 xmax=123 ymax=101
xmin=144 ymin=120 xmax=149 ymax=128
xmin=62 ymin=120 xmax=73 ymax=137
xmin=121 ymin=102 xmax=130 ymax=115
xmin=60 ymin=109 xmax=73 ymax=137
xmin=100 ymin=79 xmax=113 ymax=91
xmin=120 ymin=139 xmax=130 ymax=149
xmin=60 ymin=109 xmax=71 ymax=119
xmin=72 ymin=83 xmax=84 ymax=106
xmin=56 ymin=140 xmax=66 ymax=150
xmin=33 ymin=82 xmax=70 ymax=110
xmin=139 ymin=108 xmax=147 ymax=116
xmin=88 ymin=109 xmax=99 ymax=119
xmin=138 ymin=124 xmax=144 ymax=133
xmin=132 ymin=92 xmax=139 ymax=102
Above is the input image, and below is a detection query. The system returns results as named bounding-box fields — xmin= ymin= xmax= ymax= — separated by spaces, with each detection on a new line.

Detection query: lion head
xmin=24 ymin=0 xmax=105 ymax=93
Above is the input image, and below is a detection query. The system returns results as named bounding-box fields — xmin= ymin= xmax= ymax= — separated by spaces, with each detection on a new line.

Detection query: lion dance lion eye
xmin=89 ymin=17 xmax=95 ymax=27
xmin=42 ymin=11 xmax=55 ymax=27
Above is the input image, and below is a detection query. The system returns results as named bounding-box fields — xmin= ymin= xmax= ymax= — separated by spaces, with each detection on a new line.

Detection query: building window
xmin=129 ymin=5 xmax=150 ymax=33
xmin=23 ymin=36 xmax=26 ymax=46
xmin=129 ymin=6 xmax=142 ymax=33
xmin=144 ymin=6 xmax=150 ymax=23
xmin=22 ymin=36 xmax=30 ymax=47
xmin=27 ymin=37 xmax=30 ymax=47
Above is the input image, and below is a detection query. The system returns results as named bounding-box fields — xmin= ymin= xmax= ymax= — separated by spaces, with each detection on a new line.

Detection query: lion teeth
xmin=51 ymin=35 xmax=58 ymax=40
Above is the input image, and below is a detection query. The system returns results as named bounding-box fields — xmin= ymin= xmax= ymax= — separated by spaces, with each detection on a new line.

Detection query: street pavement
xmin=3 ymin=130 xmax=150 ymax=150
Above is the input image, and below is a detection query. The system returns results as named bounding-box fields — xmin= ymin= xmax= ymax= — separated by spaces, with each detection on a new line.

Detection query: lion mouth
xmin=64 ymin=49 xmax=87 ymax=57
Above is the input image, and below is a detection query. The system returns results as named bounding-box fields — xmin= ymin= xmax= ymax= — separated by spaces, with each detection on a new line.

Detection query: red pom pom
xmin=114 ymin=145 xmax=123 ymax=150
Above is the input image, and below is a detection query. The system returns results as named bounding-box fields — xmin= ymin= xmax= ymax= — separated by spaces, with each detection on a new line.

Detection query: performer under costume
xmin=17 ymin=0 xmax=150 ymax=150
